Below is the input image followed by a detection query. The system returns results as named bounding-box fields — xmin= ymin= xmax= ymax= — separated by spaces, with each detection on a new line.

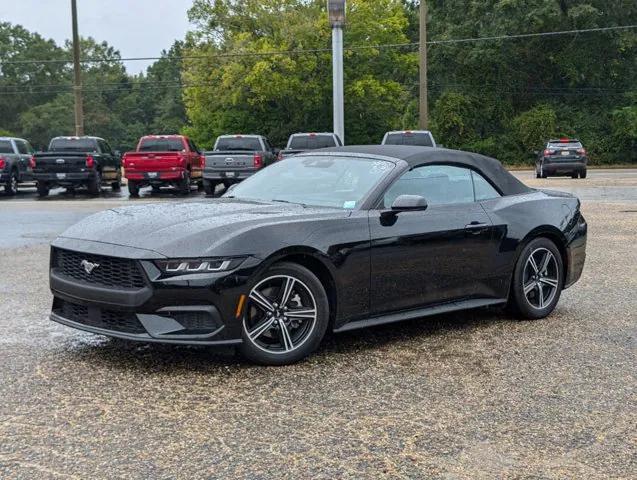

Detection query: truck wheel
xmin=5 ymin=170 xmax=18 ymax=196
xmin=581 ymin=169 xmax=587 ymax=179
xmin=203 ymin=179 xmax=217 ymax=196
xmin=571 ymin=172 xmax=578 ymax=179
xmin=111 ymin=170 xmax=122 ymax=192
xmin=128 ymin=181 xmax=140 ymax=198
xmin=179 ymin=171 xmax=191 ymax=195
xmin=152 ymin=185 xmax=161 ymax=194
xmin=87 ymin=170 xmax=101 ymax=195
xmin=36 ymin=182 xmax=50 ymax=198
xmin=223 ymin=180 xmax=234 ymax=190
xmin=197 ymin=180 xmax=204 ymax=192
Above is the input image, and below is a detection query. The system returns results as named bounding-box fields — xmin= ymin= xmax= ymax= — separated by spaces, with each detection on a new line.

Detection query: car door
xmin=368 ymin=164 xmax=501 ymax=315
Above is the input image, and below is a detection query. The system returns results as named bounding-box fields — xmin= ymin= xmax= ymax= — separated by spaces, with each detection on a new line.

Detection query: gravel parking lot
xmin=1 ymin=170 xmax=635 ymax=479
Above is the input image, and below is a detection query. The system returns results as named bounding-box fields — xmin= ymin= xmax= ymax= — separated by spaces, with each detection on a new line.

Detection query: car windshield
xmin=138 ymin=138 xmax=184 ymax=152
xmin=548 ymin=141 xmax=582 ymax=149
xmin=384 ymin=132 xmax=434 ymax=147
xmin=49 ymin=138 xmax=98 ymax=152
xmin=226 ymin=155 xmax=394 ymax=209
xmin=288 ymin=135 xmax=338 ymax=150
xmin=0 ymin=140 xmax=13 ymax=153
xmin=215 ymin=137 xmax=262 ymax=151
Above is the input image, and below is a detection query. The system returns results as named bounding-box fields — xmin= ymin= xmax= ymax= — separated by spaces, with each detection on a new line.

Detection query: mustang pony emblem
xmin=80 ymin=260 xmax=100 ymax=275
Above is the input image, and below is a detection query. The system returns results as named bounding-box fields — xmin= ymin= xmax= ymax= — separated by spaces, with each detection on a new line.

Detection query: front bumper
xmin=49 ymin=240 xmax=263 ymax=345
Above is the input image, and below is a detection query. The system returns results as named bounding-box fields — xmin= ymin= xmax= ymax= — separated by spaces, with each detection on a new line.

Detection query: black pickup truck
xmin=278 ymin=132 xmax=342 ymax=159
xmin=32 ymin=136 xmax=122 ymax=197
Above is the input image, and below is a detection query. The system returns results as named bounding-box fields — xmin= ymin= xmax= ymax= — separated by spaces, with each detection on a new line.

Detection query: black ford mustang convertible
xmin=49 ymin=146 xmax=587 ymax=365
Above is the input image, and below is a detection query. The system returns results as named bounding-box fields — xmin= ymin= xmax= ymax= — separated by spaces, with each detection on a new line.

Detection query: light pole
xmin=419 ymin=0 xmax=428 ymax=129
xmin=328 ymin=0 xmax=345 ymax=144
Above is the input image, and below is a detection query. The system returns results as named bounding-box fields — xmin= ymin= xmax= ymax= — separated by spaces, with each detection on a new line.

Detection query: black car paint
xmin=49 ymin=149 xmax=587 ymax=345
xmin=33 ymin=136 xmax=121 ymax=189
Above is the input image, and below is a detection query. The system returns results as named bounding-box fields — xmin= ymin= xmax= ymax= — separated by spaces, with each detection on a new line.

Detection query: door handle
xmin=465 ymin=222 xmax=489 ymax=234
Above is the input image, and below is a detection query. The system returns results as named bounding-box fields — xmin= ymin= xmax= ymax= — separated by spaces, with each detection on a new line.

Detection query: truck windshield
xmin=49 ymin=138 xmax=98 ymax=152
xmin=215 ymin=137 xmax=262 ymax=151
xmin=138 ymin=138 xmax=185 ymax=152
xmin=226 ymin=155 xmax=394 ymax=209
xmin=548 ymin=141 xmax=582 ymax=149
xmin=384 ymin=132 xmax=434 ymax=147
xmin=0 ymin=140 xmax=13 ymax=153
xmin=288 ymin=135 xmax=337 ymax=150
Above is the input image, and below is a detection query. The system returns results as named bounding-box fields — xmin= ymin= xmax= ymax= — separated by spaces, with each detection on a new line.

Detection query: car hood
xmin=57 ymin=199 xmax=350 ymax=258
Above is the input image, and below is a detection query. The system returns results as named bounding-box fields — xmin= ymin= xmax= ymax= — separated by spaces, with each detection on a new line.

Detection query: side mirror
xmin=391 ymin=195 xmax=428 ymax=212
xmin=114 ymin=150 xmax=121 ymax=157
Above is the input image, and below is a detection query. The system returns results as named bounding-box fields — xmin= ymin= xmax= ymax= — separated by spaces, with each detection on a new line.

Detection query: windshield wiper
xmin=271 ymin=199 xmax=308 ymax=208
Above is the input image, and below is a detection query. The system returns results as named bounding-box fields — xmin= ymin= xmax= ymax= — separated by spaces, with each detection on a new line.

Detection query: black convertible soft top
xmin=316 ymin=145 xmax=532 ymax=196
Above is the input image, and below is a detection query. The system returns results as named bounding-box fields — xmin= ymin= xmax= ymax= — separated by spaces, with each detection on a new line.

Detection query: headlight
xmin=155 ymin=257 xmax=246 ymax=275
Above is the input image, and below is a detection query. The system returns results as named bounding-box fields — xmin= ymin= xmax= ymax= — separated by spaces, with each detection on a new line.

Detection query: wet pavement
xmin=0 ymin=169 xmax=636 ymax=478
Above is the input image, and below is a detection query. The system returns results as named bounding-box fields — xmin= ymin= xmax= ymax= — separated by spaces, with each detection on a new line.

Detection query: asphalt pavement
xmin=0 ymin=169 xmax=635 ymax=478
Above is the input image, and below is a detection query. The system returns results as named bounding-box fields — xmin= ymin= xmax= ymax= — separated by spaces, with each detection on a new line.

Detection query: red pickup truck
xmin=122 ymin=135 xmax=204 ymax=196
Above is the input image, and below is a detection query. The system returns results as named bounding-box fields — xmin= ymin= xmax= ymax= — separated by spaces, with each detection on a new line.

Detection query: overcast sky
xmin=3 ymin=0 xmax=194 ymax=73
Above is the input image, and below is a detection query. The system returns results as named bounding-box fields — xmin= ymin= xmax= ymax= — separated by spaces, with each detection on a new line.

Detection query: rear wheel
xmin=571 ymin=172 xmax=578 ymax=179
xmin=509 ymin=237 xmax=564 ymax=320
xmin=240 ymin=262 xmax=329 ymax=365
xmin=5 ymin=170 xmax=18 ymax=195
xmin=36 ymin=181 xmax=50 ymax=198
xmin=128 ymin=181 xmax=140 ymax=197
xmin=178 ymin=171 xmax=191 ymax=195
xmin=152 ymin=185 xmax=161 ymax=194
xmin=111 ymin=170 xmax=122 ymax=191
xmin=203 ymin=179 xmax=217 ymax=196
xmin=87 ymin=170 xmax=101 ymax=195
xmin=581 ymin=169 xmax=587 ymax=179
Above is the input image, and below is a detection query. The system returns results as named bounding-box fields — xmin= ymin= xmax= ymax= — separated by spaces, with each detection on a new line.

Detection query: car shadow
xmin=59 ymin=307 xmax=512 ymax=374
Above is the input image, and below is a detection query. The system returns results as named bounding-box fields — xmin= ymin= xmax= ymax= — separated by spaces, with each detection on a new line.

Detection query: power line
xmin=0 ymin=24 xmax=634 ymax=66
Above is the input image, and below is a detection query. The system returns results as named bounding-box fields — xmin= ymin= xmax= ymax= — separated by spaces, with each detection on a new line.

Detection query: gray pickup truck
xmin=0 ymin=137 xmax=36 ymax=195
xmin=202 ymin=135 xmax=278 ymax=195
xmin=279 ymin=132 xmax=343 ymax=159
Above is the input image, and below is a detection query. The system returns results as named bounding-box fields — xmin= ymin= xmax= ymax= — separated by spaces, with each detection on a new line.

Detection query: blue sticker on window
xmin=343 ymin=201 xmax=356 ymax=209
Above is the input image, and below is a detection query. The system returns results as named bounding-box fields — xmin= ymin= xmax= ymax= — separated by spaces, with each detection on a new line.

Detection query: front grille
xmin=53 ymin=248 xmax=146 ymax=289
xmin=53 ymin=298 xmax=146 ymax=334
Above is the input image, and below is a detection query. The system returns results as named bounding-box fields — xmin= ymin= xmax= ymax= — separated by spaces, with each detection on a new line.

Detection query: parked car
xmin=0 ymin=136 xmax=36 ymax=195
xmin=202 ymin=135 xmax=277 ymax=195
xmin=32 ymin=136 xmax=122 ymax=197
xmin=278 ymin=132 xmax=343 ymax=159
xmin=47 ymin=145 xmax=586 ymax=365
xmin=536 ymin=138 xmax=588 ymax=179
xmin=122 ymin=135 xmax=204 ymax=197
xmin=381 ymin=130 xmax=437 ymax=147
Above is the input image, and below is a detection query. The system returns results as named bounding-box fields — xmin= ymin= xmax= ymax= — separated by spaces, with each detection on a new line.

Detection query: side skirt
xmin=333 ymin=298 xmax=507 ymax=333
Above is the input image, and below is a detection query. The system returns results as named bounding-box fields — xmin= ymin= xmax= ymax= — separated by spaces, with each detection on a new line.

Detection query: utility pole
xmin=419 ymin=0 xmax=428 ymax=129
xmin=71 ymin=0 xmax=84 ymax=136
xmin=328 ymin=1 xmax=346 ymax=144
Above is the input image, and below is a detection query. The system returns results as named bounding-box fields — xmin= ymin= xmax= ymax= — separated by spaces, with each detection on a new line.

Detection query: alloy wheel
xmin=244 ymin=275 xmax=318 ymax=355
xmin=523 ymin=247 xmax=559 ymax=309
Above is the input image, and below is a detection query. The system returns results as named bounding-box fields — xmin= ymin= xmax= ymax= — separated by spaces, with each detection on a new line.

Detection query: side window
xmin=25 ymin=142 xmax=35 ymax=154
xmin=191 ymin=140 xmax=200 ymax=153
xmin=102 ymin=141 xmax=113 ymax=155
xmin=15 ymin=140 xmax=28 ymax=154
xmin=472 ymin=171 xmax=500 ymax=201
xmin=263 ymin=139 xmax=272 ymax=151
xmin=383 ymin=165 xmax=475 ymax=208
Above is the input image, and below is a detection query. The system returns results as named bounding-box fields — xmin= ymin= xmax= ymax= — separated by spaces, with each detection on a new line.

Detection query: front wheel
xmin=509 ymin=237 xmax=564 ymax=320
xmin=111 ymin=170 xmax=122 ymax=191
xmin=240 ymin=262 xmax=330 ymax=365
xmin=178 ymin=171 xmax=191 ymax=195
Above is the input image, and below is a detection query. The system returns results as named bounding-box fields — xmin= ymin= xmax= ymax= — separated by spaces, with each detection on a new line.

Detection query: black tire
xmin=5 ymin=170 xmax=18 ymax=196
xmin=178 ymin=171 xmax=191 ymax=195
xmin=66 ymin=187 xmax=76 ymax=195
xmin=509 ymin=237 xmax=564 ymax=320
xmin=539 ymin=164 xmax=547 ymax=179
xmin=128 ymin=181 xmax=140 ymax=197
xmin=223 ymin=180 xmax=234 ymax=189
xmin=111 ymin=170 xmax=122 ymax=191
xmin=239 ymin=262 xmax=330 ymax=365
xmin=152 ymin=185 xmax=161 ymax=194
xmin=36 ymin=182 xmax=50 ymax=198
xmin=580 ymin=169 xmax=587 ymax=179
xmin=571 ymin=172 xmax=578 ymax=179
xmin=203 ymin=179 xmax=217 ymax=196
xmin=87 ymin=170 xmax=101 ymax=195
xmin=197 ymin=180 xmax=204 ymax=192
